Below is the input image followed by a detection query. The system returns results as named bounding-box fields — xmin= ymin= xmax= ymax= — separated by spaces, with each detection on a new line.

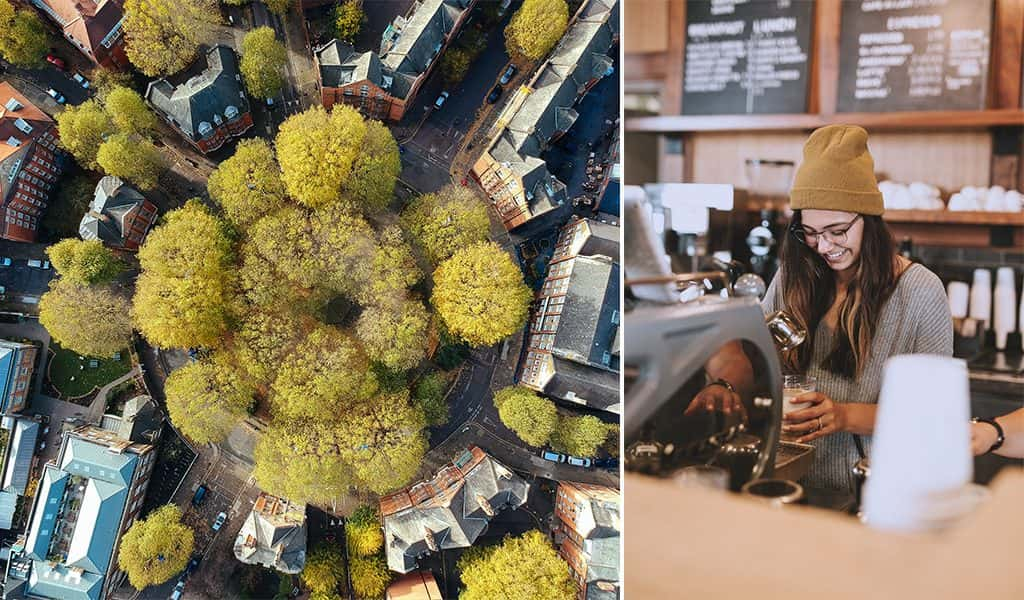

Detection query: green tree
xmin=355 ymin=298 xmax=429 ymax=372
xmin=342 ymin=391 xmax=427 ymax=494
xmin=360 ymin=226 xmax=419 ymax=308
xmin=55 ymin=101 xmax=115 ymax=170
xmin=47 ymin=239 xmax=124 ymax=286
xmin=274 ymin=105 xmax=366 ymax=209
xmin=440 ymin=48 xmax=471 ymax=85
xmin=493 ymin=386 xmax=557 ymax=447
xmin=550 ymin=414 xmax=613 ymax=457
xmin=253 ymin=420 xmax=356 ymax=504
xmin=413 ymin=371 xmax=448 ymax=426
xmin=123 ymin=0 xmax=219 ymax=76
xmin=89 ymin=67 xmax=135 ymax=100
xmin=133 ymin=201 xmax=235 ymax=349
xmin=401 ymin=185 xmax=489 ymax=265
xmin=0 ymin=1 xmax=48 ymax=67
xmin=504 ymin=0 xmax=568 ymax=60
xmin=42 ymin=176 xmax=94 ymax=240
xmin=265 ymin=0 xmax=292 ymax=15
xmin=39 ymin=281 xmax=132 ymax=358
xmin=431 ymin=242 xmax=531 ymax=347
xmin=165 ymin=355 xmax=253 ymax=444
xmin=301 ymin=543 xmax=346 ymax=597
xmin=117 ymin=505 xmax=195 ymax=590
xmin=345 ymin=505 xmax=383 ymax=558
xmin=104 ymin=86 xmax=158 ymax=135
xmin=240 ymin=27 xmax=286 ymax=100
xmin=207 ymin=138 xmax=286 ymax=228
xmin=340 ymin=120 xmax=400 ymax=215
xmin=270 ymin=325 xmax=376 ymax=421
xmin=334 ymin=0 xmax=363 ymax=44
xmin=349 ymin=555 xmax=390 ymax=600
xmin=458 ymin=530 xmax=574 ymax=600
xmin=97 ymin=133 xmax=165 ymax=190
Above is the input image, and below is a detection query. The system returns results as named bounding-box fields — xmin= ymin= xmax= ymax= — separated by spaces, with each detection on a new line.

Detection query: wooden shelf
xmin=882 ymin=210 xmax=1024 ymax=226
xmin=625 ymin=109 xmax=1024 ymax=134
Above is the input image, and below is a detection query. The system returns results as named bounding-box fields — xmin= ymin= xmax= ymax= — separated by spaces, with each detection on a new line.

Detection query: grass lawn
xmin=48 ymin=343 xmax=131 ymax=398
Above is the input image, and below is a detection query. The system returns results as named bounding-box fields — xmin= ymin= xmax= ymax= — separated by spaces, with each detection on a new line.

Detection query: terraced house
xmin=554 ymin=482 xmax=620 ymax=600
xmin=471 ymin=0 xmax=618 ymax=232
xmin=29 ymin=0 xmax=128 ymax=69
xmin=146 ymin=45 xmax=253 ymax=154
xmin=0 ymin=84 xmax=64 ymax=243
xmin=3 ymin=426 xmax=156 ymax=600
xmin=316 ymin=0 xmax=476 ymax=121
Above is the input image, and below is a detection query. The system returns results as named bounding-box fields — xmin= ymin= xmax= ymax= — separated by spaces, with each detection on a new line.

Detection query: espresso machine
xmin=624 ymin=185 xmax=815 ymax=500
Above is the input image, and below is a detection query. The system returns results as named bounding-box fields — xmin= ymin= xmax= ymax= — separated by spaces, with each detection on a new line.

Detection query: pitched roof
xmin=380 ymin=0 xmax=465 ymax=83
xmin=0 ymin=83 xmax=56 ymax=204
xmin=31 ymin=0 xmax=124 ymax=59
xmin=65 ymin=478 xmax=126 ymax=573
xmin=0 ymin=490 xmax=17 ymax=530
xmin=553 ymin=256 xmax=619 ymax=366
xmin=543 ymin=355 xmax=621 ymax=413
xmin=25 ymin=561 xmax=104 ymax=600
xmin=24 ymin=467 xmax=69 ymax=561
xmin=381 ymin=447 xmax=529 ymax=573
xmin=145 ymin=45 xmax=249 ymax=141
xmin=60 ymin=435 xmax=137 ymax=487
xmin=233 ymin=493 xmax=307 ymax=574
xmin=79 ymin=176 xmax=147 ymax=246
xmin=2 ymin=419 xmax=39 ymax=495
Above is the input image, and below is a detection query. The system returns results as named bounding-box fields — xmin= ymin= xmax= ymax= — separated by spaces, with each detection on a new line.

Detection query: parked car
xmin=0 ymin=257 xmax=10 ymax=267
xmin=45 ymin=55 xmax=65 ymax=70
xmin=541 ymin=450 xmax=566 ymax=463
xmin=191 ymin=484 xmax=208 ymax=507
xmin=170 ymin=579 xmax=186 ymax=600
xmin=72 ymin=73 xmax=89 ymax=89
xmin=26 ymin=259 xmax=41 ymax=268
xmin=486 ymin=85 xmax=503 ymax=104
xmin=212 ymin=511 xmax=227 ymax=531
xmin=499 ymin=65 xmax=517 ymax=85
xmin=184 ymin=556 xmax=201 ymax=576
xmin=42 ymin=260 xmax=50 ymax=269
xmin=567 ymin=456 xmax=592 ymax=468
xmin=46 ymin=89 xmax=65 ymax=104
xmin=594 ymin=457 xmax=619 ymax=469
xmin=434 ymin=91 xmax=449 ymax=109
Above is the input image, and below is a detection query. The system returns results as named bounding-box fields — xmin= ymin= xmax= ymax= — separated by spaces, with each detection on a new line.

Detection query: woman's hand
xmin=970 ymin=420 xmax=1000 ymax=456
xmin=782 ymin=391 xmax=848 ymax=443
xmin=685 ymin=382 xmax=747 ymax=420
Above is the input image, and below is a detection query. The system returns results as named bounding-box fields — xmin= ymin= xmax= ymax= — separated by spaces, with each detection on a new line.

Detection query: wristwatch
xmin=971 ymin=417 xmax=1005 ymax=454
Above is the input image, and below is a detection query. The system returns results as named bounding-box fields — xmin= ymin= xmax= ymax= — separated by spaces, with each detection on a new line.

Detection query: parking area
xmin=0 ymin=242 xmax=55 ymax=308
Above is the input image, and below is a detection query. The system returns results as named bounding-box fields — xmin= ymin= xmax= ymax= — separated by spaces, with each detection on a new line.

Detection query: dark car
xmin=184 ymin=556 xmax=201 ymax=576
xmin=191 ymin=484 xmax=208 ymax=506
xmin=594 ymin=457 xmax=619 ymax=469
xmin=486 ymin=85 xmax=503 ymax=104
xmin=499 ymin=65 xmax=517 ymax=85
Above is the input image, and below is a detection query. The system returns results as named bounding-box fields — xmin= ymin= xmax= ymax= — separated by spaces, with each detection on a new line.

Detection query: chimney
xmin=423 ymin=527 xmax=437 ymax=552
xmin=476 ymin=494 xmax=495 ymax=517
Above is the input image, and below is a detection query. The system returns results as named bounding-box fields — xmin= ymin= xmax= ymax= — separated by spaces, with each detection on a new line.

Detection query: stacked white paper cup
xmin=862 ymin=354 xmax=972 ymax=533
xmin=969 ymin=269 xmax=992 ymax=330
xmin=993 ymin=267 xmax=1018 ymax=350
xmin=946 ymin=281 xmax=969 ymax=319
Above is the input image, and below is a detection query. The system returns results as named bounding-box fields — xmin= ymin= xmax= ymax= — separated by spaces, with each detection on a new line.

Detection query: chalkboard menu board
xmin=837 ymin=0 xmax=993 ymax=112
xmin=682 ymin=0 xmax=815 ymax=115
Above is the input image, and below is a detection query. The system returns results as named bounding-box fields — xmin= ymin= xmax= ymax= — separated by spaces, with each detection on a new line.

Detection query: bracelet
xmin=706 ymin=378 xmax=736 ymax=394
xmin=971 ymin=417 xmax=1005 ymax=454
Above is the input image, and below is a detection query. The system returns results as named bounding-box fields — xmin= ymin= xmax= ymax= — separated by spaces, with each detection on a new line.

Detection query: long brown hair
xmin=779 ymin=211 xmax=898 ymax=379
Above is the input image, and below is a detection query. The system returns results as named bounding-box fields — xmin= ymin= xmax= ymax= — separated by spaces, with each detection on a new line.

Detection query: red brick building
xmin=79 ymin=176 xmax=158 ymax=250
xmin=554 ymin=481 xmax=621 ymax=600
xmin=29 ymin=0 xmax=129 ymax=69
xmin=0 ymin=83 xmax=64 ymax=243
xmin=0 ymin=339 xmax=37 ymax=414
xmin=146 ymin=45 xmax=253 ymax=154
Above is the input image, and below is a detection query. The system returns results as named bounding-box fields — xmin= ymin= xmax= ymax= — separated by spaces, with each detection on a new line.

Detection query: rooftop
xmin=79 ymin=176 xmax=148 ymax=247
xmin=233 ymin=493 xmax=307 ymax=574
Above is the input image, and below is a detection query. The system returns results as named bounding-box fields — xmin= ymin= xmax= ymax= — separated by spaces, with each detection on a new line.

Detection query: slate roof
xmin=380 ymin=0 xmax=466 ymax=92
xmin=24 ymin=468 xmax=68 ymax=561
xmin=558 ymin=482 xmax=620 ymax=595
xmin=0 ymin=83 xmax=56 ymax=203
xmin=146 ymin=45 xmax=249 ymax=142
xmin=545 ymin=356 xmax=621 ymax=413
xmin=553 ymin=256 xmax=619 ymax=366
xmin=233 ymin=493 xmax=307 ymax=574
xmin=0 ymin=490 xmax=17 ymax=530
xmin=29 ymin=0 xmax=124 ymax=61
xmin=316 ymin=40 xmax=384 ymax=89
xmin=60 ymin=435 xmax=137 ymax=487
xmin=578 ymin=220 xmax=619 ymax=258
xmin=118 ymin=396 xmax=160 ymax=443
xmin=381 ymin=447 xmax=528 ymax=573
xmin=25 ymin=561 xmax=104 ymax=600
xmin=2 ymin=419 xmax=39 ymax=495
xmin=79 ymin=176 xmax=147 ymax=246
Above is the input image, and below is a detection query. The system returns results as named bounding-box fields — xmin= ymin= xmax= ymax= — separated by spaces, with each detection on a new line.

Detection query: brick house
xmin=79 ymin=176 xmax=158 ymax=250
xmin=471 ymin=0 xmax=618 ymax=232
xmin=0 ymin=83 xmax=64 ymax=243
xmin=233 ymin=493 xmax=307 ymax=574
xmin=316 ymin=0 xmax=476 ymax=121
xmin=29 ymin=0 xmax=129 ymax=69
xmin=0 ymin=340 xmax=36 ymax=415
xmin=553 ymin=481 xmax=620 ymax=600
xmin=146 ymin=45 xmax=253 ymax=154
xmin=4 ymin=425 xmax=157 ymax=600
xmin=519 ymin=217 xmax=621 ymax=414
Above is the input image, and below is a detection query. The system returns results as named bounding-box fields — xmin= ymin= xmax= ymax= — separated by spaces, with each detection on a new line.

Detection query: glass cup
xmin=674 ymin=465 xmax=729 ymax=491
xmin=781 ymin=375 xmax=816 ymax=441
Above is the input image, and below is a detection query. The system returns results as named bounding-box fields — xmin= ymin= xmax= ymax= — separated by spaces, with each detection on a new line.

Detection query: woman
xmin=761 ymin=124 xmax=953 ymax=492
xmin=972 ymin=408 xmax=1024 ymax=458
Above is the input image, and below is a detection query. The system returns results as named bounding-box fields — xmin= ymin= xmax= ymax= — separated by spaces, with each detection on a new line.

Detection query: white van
xmin=26 ymin=259 xmax=41 ymax=268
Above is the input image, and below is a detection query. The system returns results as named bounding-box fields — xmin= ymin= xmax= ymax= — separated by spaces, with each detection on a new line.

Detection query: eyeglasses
xmin=790 ymin=215 xmax=861 ymax=247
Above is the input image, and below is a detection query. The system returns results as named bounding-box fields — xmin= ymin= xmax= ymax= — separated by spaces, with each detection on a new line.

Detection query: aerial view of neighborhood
xmin=0 ymin=0 xmax=619 ymax=598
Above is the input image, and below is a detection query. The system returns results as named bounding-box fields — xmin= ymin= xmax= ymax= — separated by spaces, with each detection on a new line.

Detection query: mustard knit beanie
xmin=790 ymin=125 xmax=884 ymax=216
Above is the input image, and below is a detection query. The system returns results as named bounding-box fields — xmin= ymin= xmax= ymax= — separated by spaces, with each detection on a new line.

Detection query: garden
xmin=47 ymin=342 xmax=132 ymax=400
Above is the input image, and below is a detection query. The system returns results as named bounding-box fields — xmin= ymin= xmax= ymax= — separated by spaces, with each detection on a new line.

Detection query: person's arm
xmin=684 ymin=341 xmax=755 ymax=417
xmin=972 ymin=408 xmax=1024 ymax=458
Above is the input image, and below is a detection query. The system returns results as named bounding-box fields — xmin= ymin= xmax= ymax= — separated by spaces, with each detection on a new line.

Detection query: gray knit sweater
xmin=762 ymin=263 xmax=954 ymax=491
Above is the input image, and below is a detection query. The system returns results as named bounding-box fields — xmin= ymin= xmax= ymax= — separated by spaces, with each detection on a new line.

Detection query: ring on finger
xmin=817 ymin=416 xmax=823 ymax=432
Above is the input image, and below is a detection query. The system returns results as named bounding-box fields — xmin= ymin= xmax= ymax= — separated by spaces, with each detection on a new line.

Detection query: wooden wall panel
xmin=991 ymin=0 xmax=1024 ymax=109
xmin=623 ymin=0 xmax=670 ymax=55
xmin=689 ymin=131 xmax=993 ymax=193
